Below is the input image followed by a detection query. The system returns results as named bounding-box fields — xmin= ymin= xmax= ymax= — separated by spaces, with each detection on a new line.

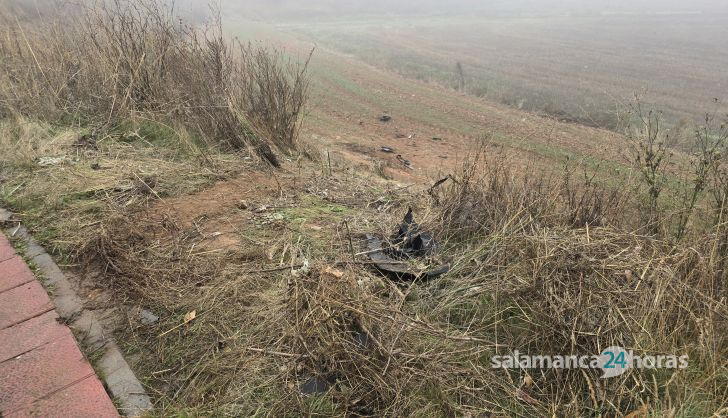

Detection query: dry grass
xmin=0 ymin=0 xmax=309 ymax=165
xmin=0 ymin=3 xmax=725 ymax=417
xmin=37 ymin=142 xmax=720 ymax=417
xmin=2 ymin=119 xmax=722 ymax=416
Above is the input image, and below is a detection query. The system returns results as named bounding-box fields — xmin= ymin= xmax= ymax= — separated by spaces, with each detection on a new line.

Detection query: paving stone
xmin=0 ymin=256 xmax=37 ymax=293
xmin=4 ymin=375 xmax=119 ymax=418
xmin=0 ymin=335 xmax=94 ymax=414
xmin=4 ymin=227 xmax=43 ymax=258
xmin=72 ymin=313 xmax=153 ymax=415
xmin=0 ymin=234 xmax=15 ymax=262
xmin=0 ymin=311 xmax=70 ymax=363
xmin=0 ymin=281 xmax=53 ymax=330
xmin=0 ymin=223 xmax=134 ymax=416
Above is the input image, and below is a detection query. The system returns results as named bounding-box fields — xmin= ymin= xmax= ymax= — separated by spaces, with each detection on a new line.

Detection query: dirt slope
xmin=232 ymin=23 xmax=633 ymax=182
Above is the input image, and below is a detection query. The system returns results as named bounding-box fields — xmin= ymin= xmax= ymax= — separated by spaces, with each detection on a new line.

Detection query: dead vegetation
xmin=0 ymin=0 xmax=309 ymax=165
xmin=29 ymin=140 xmax=717 ymax=417
xmin=0 ymin=2 xmax=726 ymax=418
xmin=1 ymin=109 xmax=725 ymax=416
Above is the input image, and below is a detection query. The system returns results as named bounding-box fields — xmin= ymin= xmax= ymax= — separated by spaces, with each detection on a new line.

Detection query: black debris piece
xmin=380 ymin=146 xmax=395 ymax=153
xmin=396 ymin=207 xmax=416 ymax=241
xmin=366 ymin=209 xmax=450 ymax=281
xmin=393 ymin=208 xmax=436 ymax=257
xmin=396 ymin=155 xmax=414 ymax=170
xmin=366 ymin=235 xmax=413 ymax=277
xmin=430 ymin=175 xmax=452 ymax=191
xmin=428 ymin=175 xmax=454 ymax=203
xmin=423 ymin=263 xmax=451 ymax=279
xmin=379 ymin=114 xmax=392 ymax=122
xmin=301 ymin=377 xmax=331 ymax=395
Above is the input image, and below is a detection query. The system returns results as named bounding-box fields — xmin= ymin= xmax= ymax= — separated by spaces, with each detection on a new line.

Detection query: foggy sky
xmin=216 ymin=0 xmax=728 ymax=20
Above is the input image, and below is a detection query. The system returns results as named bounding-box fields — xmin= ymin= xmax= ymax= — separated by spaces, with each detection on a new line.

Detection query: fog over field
xmin=204 ymin=0 xmax=728 ymax=135
xmin=215 ymin=0 xmax=728 ymax=19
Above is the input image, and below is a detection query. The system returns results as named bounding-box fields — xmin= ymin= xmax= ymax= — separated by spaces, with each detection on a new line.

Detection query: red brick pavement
xmin=0 ymin=232 xmax=119 ymax=417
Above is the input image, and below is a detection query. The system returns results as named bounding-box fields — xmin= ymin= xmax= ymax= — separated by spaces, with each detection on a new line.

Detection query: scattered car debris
xmin=379 ymin=113 xmax=392 ymax=122
xmin=394 ymin=208 xmax=437 ymax=256
xmin=301 ymin=376 xmax=331 ymax=395
xmin=428 ymin=175 xmax=454 ymax=202
xmin=366 ymin=209 xmax=450 ymax=281
xmin=396 ymin=155 xmax=414 ymax=170
xmin=380 ymin=146 xmax=395 ymax=153
xmin=430 ymin=175 xmax=453 ymax=191
xmin=432 ymin=136 xmax=443 ymax=141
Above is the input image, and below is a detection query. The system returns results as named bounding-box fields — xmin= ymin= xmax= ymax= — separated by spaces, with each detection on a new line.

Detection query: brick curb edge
xmin=1 ymin=208 xmax=153 ymax=417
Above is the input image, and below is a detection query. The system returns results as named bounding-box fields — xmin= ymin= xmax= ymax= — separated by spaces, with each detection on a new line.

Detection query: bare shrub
xmin=432 ymin=139 xmax=629 ymax=242
xmin=233 ymin=44 xmax=312 ymax=152
xmin=560 ymin=158 xmax=633 ymax=229
xmin=0 ymin=0 xmax=309 ymax=165
xmin=625 ymin=100 xmax=672 ymax=233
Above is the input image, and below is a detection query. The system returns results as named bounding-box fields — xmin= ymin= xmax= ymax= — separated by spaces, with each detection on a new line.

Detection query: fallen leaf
xmin=324 ymin=267 xmax=344 ymax=279
xmin=184 ymin=310 xmax=197 ymax=324
xmin=524 ymin=375 xmax=534 ymax=387
xmin=157 ymin=310 xmax=199 ymax=337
